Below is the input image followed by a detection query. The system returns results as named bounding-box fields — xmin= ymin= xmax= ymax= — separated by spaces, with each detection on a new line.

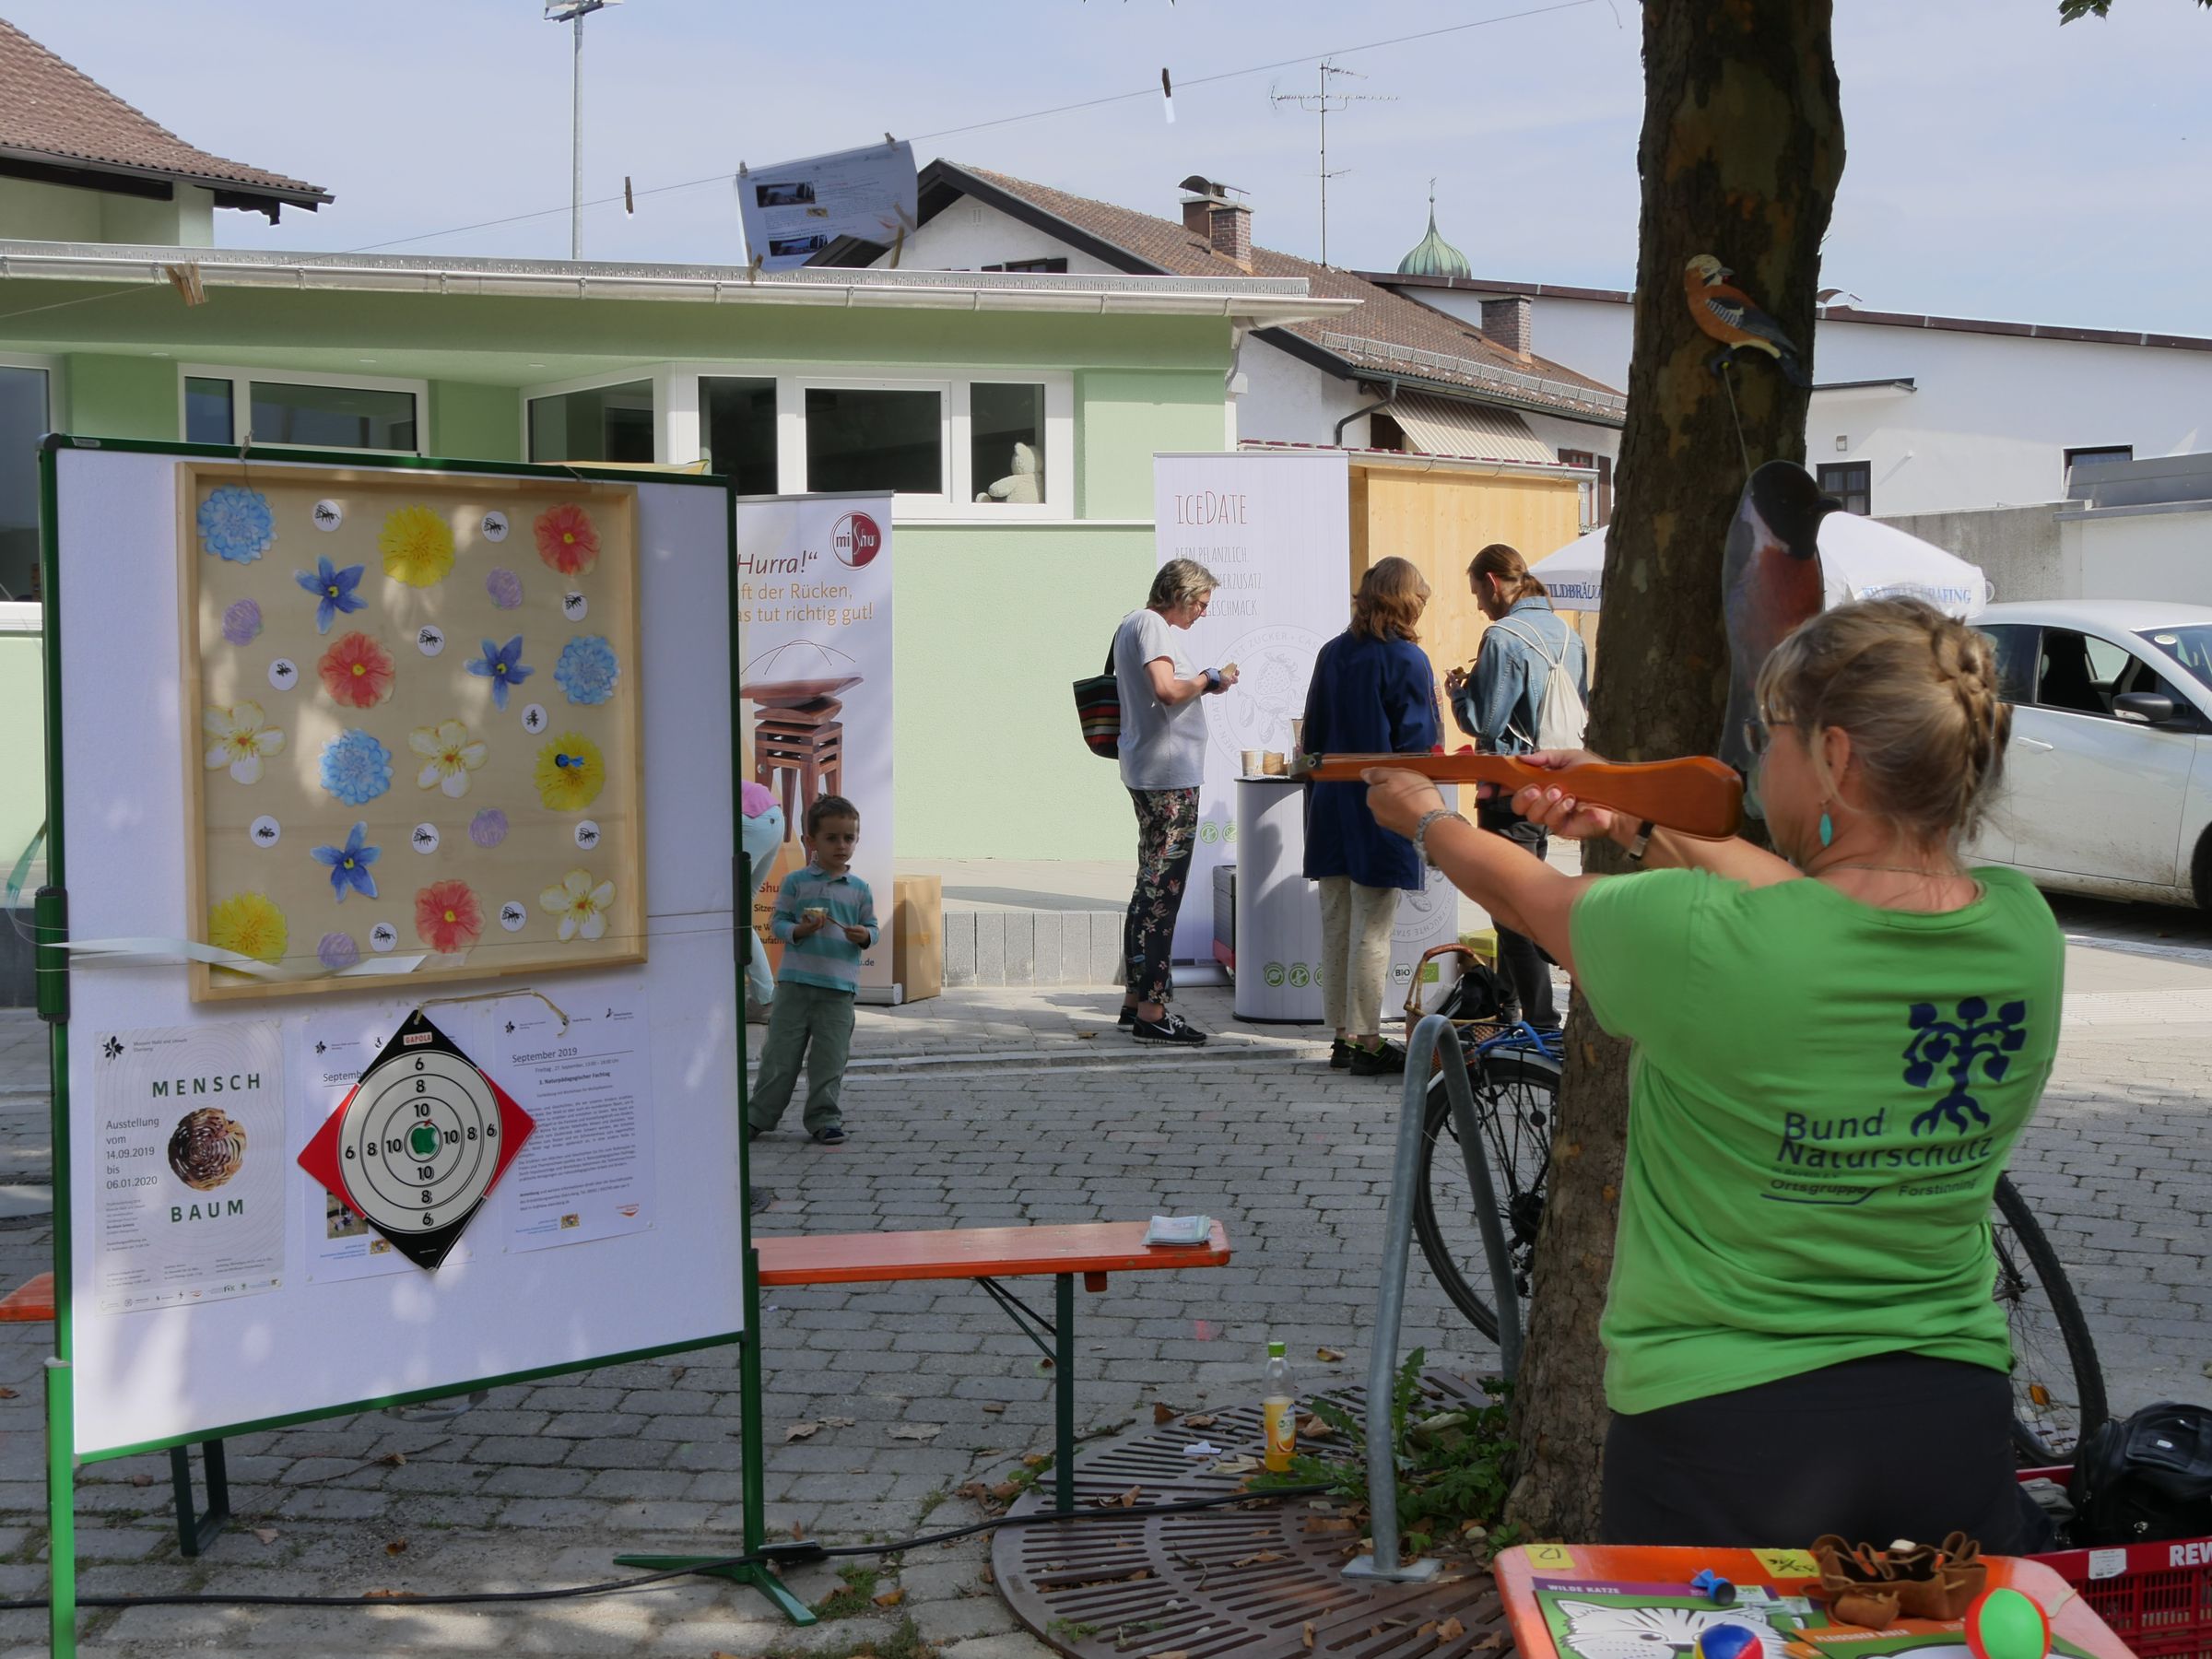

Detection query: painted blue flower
xmin=311 ymin=820 xmax=380 ymax=902
xmin=466 ymin=635 xmax=535 ymax=711
xmin=198 ymin=486 xmax=276 ymax=564
xmin=319 ymin=729 xmax=393 ymax=806
xmin=554 ymin=634 xmax=619 ymax=705
xmin=295 ymin=557 xmax=366 ymax=635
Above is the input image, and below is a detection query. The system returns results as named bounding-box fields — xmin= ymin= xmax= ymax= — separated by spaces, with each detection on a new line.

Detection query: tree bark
xmin=1503 ymin=0 xmax=1843 ymax=1539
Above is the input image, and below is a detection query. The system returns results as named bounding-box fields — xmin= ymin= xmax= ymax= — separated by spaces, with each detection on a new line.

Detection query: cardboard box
xmin=894 ymin=875 xmax=943 ymax=1003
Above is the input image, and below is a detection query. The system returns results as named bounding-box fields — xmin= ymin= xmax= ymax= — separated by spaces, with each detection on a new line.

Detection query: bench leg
xmin=170 ymin=1440 xmax=230 ymax=1558
xmin=1054 ymin=1273 xmax=1075 ymax=1513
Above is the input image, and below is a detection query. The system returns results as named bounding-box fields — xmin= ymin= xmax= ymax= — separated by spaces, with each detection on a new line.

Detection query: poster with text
xmin=91 ymin=1022 xmax=287 ymax=1313
xmin=1153 ymin=452 xmax=1350 ymax=965
xmin=735 ymin=495 xmax=895 ymax=991
xmin=492 ymin=994 xmax=654 ymax=1251
xmin=736 ymin=140 xmax=918 ymax=272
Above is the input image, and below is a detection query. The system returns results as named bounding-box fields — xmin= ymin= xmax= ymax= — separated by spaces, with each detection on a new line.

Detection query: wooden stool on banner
xmin=754 ymin=697 xmax=845 ymax=837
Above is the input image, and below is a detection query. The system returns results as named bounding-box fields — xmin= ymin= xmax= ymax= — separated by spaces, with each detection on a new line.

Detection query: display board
xmin=180 ymin=464 xmax=644 ymax=999
xmin=47 ymin=443 xmax=746 ymax=1458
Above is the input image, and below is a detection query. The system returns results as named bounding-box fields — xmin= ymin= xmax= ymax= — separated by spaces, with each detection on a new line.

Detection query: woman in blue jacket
xmin=1300 ymin=557 xmax=1441 ymax=1076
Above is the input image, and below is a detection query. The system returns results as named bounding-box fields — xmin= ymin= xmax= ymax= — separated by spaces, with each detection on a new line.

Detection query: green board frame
xmin=34 ymin=435 xmax=776 ymax=1653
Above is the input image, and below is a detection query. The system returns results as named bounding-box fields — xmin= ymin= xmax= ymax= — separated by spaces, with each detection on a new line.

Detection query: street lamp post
xmin=544 ymin=1 xmax=621 ymax=260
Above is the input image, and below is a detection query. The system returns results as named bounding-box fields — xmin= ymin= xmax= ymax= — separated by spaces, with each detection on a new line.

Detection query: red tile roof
xmin=0 ymin=19 xmax=329 ymax=209
xmin=950 ymin=164 xmax=1623 ymax=422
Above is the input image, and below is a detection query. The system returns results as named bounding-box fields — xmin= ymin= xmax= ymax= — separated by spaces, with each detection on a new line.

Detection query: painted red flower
xmin=318 ymin=630 xmax=395 ymax=709
xmin=534 ymin=502 xmax=600 ymax=576
xmin=414 ymin=880 xmax=483 ymax=953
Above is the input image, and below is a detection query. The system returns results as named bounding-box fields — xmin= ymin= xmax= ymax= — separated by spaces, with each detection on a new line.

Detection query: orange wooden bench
xmin=0 ymin=1272 xmax=230 ymax=1554
xmin=756 ymin=1221 xmax=1232 ymax=1512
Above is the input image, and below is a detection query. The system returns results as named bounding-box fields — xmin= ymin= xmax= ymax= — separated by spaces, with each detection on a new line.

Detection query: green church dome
xmin=1397 ymin=184 xmax=1470 ymax=280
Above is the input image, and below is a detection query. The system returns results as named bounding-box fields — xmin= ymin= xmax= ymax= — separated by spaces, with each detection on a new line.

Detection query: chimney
xmin=1181 ymin=193 xmax=1218 ymax=236
xmin=1481 ymin=294 xmax=1534 ymax=361
xmin=1208 ymin=200 xmax=1253 ymax=271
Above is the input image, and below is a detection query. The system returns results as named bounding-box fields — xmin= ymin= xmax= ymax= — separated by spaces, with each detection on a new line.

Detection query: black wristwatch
xmin=1624 ymin=819 xmax=1657 ymax=864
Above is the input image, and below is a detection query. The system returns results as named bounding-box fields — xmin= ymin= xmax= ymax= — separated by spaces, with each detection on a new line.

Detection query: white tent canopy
xmin=1530 ymin=513 xmax=1993 ymax=617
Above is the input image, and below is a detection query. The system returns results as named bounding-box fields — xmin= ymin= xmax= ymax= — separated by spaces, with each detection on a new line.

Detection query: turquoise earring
xmin=1818 ymin=811 xmax=1835 ymax=849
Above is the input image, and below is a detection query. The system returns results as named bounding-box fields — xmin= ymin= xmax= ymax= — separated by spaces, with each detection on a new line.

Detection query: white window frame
xmin=179 ymin=363 xmax=429 ymax=456
xmin=676 ymin=363 xmax=1075 ymax=523
xmin=0 ymin=352 xmax=63 ymax=616
xmin=518 ymin=366 xmax=663 ymax=465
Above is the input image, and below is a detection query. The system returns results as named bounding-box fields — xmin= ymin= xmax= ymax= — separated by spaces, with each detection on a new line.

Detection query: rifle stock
xmin=1307 ymin=753 xmax=1743 ymax=841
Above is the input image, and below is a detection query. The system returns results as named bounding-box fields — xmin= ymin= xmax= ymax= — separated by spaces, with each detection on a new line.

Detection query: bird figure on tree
xmin=1685 ymin=254 xmax=1812 ymax=388
xmin=1720 ymin=460 xmax=1841 ymax=808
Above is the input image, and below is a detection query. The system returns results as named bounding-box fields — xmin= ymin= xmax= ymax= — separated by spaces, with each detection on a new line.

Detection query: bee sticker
xmin=312 ymin=499 xmax=344 ymax=532
xmin=410 ymin=822 xmax=441 ymax=854
xmin=249 ymin=815 xmax=281 ymax=847
xmin=562 ymin=591 xmax=588 ymax=621
xmin=268 ymin=657 xmax=299 ymax=690
xmin=417 ymin=625 xmax=446 ymax=658
xmin=521 ymin=702 xmax=548 ymax=735
xmin=481 ymin=511 xmax=510 ymax=543
xmin=499 ymin=900 xmax=527 ymax=933
xmin=574 ymin=819 xmax=601 ymax=850
xmin=369 ymin=922 xmax=398 ymax=953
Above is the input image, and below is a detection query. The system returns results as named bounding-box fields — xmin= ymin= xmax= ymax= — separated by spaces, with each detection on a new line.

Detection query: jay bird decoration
xmin=1685 ymin=254 xmax=1812 ymax=388
xmin=1719 ymin=459 xmax=1841 ymax=813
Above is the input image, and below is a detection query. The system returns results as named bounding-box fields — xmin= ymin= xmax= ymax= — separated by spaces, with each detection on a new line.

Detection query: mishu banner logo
xmin=831 ymin=512 xmax=883 ymax=569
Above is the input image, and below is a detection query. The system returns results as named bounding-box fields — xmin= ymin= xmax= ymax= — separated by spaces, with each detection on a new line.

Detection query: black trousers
xmin=1477 ymin=797 xmax=1556 ymax=1028
xmin=1603 ymin=1352 xmax=2054 ymax=1552
xmin=1123 ymin=787 xmax=1198 ymax=1006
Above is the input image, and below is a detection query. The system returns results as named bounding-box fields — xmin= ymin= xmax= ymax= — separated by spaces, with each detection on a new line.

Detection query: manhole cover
xmin=992 ymin=1373 xmax=1514 ymax=1657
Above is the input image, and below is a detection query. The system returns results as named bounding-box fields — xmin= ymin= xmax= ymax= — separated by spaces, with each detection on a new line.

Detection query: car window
xmin=2034 ymin=629 xmax=2112 ymax=716
xmin=1977 ymin=625 xmax=2038 ymax=704
xmin=2137 ymin=625 xmax=2212 ymax=695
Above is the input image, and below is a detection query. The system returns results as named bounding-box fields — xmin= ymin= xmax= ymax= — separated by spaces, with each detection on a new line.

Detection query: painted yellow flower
xmin=534 ymin=731 xmax=606 ymax=812
xmin=539 ymin=868 xmax=616 ymax=942
xmin=409 ymin=718 xmax=488 ymax=798
xmin=379 ymin=504 xmax=455 ymax=587
xmin=207 ymin=892 xmax=288 ymax=965
xmin=202 ymin=701 xmax=286 ymax=785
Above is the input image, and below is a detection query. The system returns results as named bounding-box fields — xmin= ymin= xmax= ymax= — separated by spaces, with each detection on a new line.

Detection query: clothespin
xmin=1161 ymin=67 xmax=1175 ymax=124
xmin=623 ymin=175 xmax=634 ymax=217
xmin=164 ymin=262 xmax=206 ymax=307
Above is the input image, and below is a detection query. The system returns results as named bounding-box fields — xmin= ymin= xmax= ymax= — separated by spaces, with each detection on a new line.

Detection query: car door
xmin=2004 ymin=626 xmax=2199 ymax=887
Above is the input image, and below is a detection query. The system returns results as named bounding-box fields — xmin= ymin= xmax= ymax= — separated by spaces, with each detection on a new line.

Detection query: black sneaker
xmin=1117 ymin=1004 xmax=1137 ymax=1027
xmin=1349 ymin=1040 xmax=1407 ymax=1077
xmin=810 ymin=1124 xmax=847 ymax=1145
xmin=1330 ymin=1039 xmax=1357 ymax=1069
xmin=1131 ymin=1013 xmax=1206 ymax=1046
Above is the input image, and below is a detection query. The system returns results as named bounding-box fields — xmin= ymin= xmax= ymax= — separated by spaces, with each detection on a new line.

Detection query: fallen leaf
xmin=1419 ymin=1622 xmax=1439 ymax=1640
xmin=1022 ymin=1453 xmax=1050 ymax=1468
xmin=873 ymin=1588 xmax=904 ymax=1607
xmin=380 ymin=1452 xmax=407 ymax=1466
xmin=129 ymin=1475 xmax=154 ymax=1488
xmin=784 ymin=1422 xmax=819 ymax=1441
xmin=1295 ymin=1413 xmax=1335 ymax=1441
xmin=980 ymin=1563 xmax=995 ymax=1586
xmin=1438 ymin=1616 xmax=1467 ymax=1641
xmin=1302 ymin=1517 xmax=1358 ymax=1536
xmin=1119 ymin=1485 xmax=1142 ymax=1507
xmin=1316 ymin=1347 xmax=1346 ymax=1362
xmin=1182 ymin=1413 xmax=1218 ymax=1429
xmin=789 ymin=1522 xmax=806 ymax=1540
xmin=1153 ymin=1402 xmax=1178 ymax=1425
xmin=1146 ymin=1650 xmax=1193 ymax=1659
xmin=981 ymin=1402 xmax=1006 ymax=1415
xmin=0 ymin=1387 xmax=17 ymax=1400
xmin=385 ymin=1538 xmax=408 ymax=1556
xmin=1304 ymin=1620 xmax=1316 ymax=1649
xmin=819 ymin=1415 xmax=855 ymax=1429
xmin=888 ymin=1423 xmax=941 ymax=1441
xmin=1077 ymin=1030 xmax=1098 ymax=1040
xmin=1230 ymin=1550 xmax=1284 ymax=1567
xmin=252 ymin=1528 xmax=279 ymax=1546
xmin=1211 ymin=1453 xmax=1260 ymax=1475
xmin=991 ymin=1481 xmax=1024 ymax=1503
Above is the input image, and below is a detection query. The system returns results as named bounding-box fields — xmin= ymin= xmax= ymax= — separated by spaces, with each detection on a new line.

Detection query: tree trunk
xmin=1503 ymin=0 xmax=1843 ymax=1539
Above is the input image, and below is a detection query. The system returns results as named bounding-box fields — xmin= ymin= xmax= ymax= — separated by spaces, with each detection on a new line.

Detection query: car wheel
xmin=2194 ymin=828 xmax=2212 ymax=912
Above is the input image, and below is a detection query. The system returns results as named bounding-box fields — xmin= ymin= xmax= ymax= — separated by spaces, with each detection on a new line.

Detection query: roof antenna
xmin=1269 ymin=60 xmax=1394 ymax=266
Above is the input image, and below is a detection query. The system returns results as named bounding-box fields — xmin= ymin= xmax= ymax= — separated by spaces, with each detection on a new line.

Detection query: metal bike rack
xmin=1344 ymin=1013 xmax=1525 ymax=1583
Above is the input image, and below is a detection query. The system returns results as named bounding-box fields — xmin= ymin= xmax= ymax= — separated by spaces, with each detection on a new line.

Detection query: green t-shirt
xmin=1569 ymin=865 xmax=2063 ymax=1417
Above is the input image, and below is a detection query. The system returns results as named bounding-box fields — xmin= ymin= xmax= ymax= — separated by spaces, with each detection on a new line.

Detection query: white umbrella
xmin=1529 ymin=514 xmax=1993 ymax=617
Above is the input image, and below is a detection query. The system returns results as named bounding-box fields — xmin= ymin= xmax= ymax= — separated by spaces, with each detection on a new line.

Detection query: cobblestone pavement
xmin=0 ymin=907 xmax=2206 ymax=1655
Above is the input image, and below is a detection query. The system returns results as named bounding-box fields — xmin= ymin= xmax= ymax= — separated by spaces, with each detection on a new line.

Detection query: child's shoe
xmin=810 ymin=1124 xmax=847 ymax=1145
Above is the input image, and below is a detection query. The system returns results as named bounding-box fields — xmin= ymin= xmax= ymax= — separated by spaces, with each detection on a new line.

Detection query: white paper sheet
xmin=492 ymin=995 xmax=654 ymax=1252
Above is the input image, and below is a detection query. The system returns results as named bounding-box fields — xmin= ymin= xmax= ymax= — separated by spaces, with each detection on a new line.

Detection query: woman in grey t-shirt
xmin=1112 ymin=558 xmax=1239 ymax=1046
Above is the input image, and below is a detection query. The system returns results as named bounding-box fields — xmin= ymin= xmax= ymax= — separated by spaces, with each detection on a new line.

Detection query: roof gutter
xmin=1335 ymin=378 xmax=1401 ymax=445
xmin=0 ymin=243 xmax=1359 ymax=328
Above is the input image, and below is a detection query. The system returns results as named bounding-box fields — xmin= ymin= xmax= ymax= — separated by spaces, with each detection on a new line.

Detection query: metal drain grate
xmin=992 ymin=1375 xmax=1515 ymax=1657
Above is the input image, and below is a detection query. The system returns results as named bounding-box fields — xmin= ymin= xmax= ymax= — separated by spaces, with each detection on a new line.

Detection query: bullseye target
xmin=297 ymin=1009 xmax=535 ymax=1271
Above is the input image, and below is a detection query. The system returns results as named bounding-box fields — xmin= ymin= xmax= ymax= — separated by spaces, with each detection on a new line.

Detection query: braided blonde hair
xmin=1756 ymin=596 xmax=2011 ymax=846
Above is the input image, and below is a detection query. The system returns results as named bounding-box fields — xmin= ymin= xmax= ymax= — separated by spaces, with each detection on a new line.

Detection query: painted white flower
xmin=203 ymin=701 xmax=286 ymax=785
xmin=539 ymin=868 xmax=615 ymax=942
xmin=409 ymin=718 xmax=488 ymax=798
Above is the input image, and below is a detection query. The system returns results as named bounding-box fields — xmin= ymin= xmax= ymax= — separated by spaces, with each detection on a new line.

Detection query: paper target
xmin=296 ymin=1009 xmax=535 ymax=1271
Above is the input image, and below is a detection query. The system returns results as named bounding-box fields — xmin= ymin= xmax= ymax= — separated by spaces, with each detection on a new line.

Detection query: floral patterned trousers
xmin=1123 ymin=787 xmax=1199 ymax=1006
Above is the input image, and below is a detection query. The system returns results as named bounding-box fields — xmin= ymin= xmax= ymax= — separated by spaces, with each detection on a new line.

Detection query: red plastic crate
xmin=2030 ymin=1535 xmax=2212 ymax=1659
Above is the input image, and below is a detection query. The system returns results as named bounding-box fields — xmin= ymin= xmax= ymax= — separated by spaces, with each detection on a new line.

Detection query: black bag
xmin=2070 ymin=1401 xmax=2212 ymax=1544
xmin=1073 ymin=642 xmax=1119 ymax=759
xmin=1437 ymin=955 xmax=1512 ymax=1024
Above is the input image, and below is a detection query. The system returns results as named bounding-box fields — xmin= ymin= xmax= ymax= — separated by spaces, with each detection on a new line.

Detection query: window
xmin=529 ymin=379 xmax=653 ymax=464
xmin=969 ymin=382 xmax=1044 ymax=504
xmin=1976 ymin=625 xmax=2039 ymax=705
xmin=2030 ymin=627 xmax=2185 ymax=721
xmin=804 ymin=387 xmax=942 ymax=494
xmin=1557 ymin=450 xmax=1612 ymax=528
xmin=2065 ymin=444 xmax=2132 ymax=483
xmin=700 ymin=377 xmax=778 ymax=495
xmin=981 ymin=258 xmax=1068 ymax=274
xmin=1818 ymin=462 xmax=1871 ymax=515
xmin=182 ymin=367 xmax=425 ymax=454
xmin=0 ymin=365 xmax=46 ymax=602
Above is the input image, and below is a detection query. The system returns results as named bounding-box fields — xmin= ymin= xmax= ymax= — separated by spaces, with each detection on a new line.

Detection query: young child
xmin=747 ymin=794 xmax=877 ymax=1146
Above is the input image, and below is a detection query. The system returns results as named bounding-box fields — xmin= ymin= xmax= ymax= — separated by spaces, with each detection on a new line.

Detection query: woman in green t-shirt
xmin=1363 ymin=596 xmax=2059 ymax=1551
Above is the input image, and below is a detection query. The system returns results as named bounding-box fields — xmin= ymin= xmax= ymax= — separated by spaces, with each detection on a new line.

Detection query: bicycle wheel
xmin=1992 ymin=1174 xmax=2108 ymax=1464
xmin=1412 ymin=1046 xmax=1560 ymax=1341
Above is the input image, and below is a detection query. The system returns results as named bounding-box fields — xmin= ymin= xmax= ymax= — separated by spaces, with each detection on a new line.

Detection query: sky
xmin=6 ymin=0 xmax=2208 ymax=335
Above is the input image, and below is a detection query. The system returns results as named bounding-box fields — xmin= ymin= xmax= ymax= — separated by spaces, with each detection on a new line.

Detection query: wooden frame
xmin=178 ymin=462 xmax=645 ymax=1001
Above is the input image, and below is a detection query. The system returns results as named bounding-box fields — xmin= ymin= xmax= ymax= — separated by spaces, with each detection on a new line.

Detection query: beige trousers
xmin=1317 ymin=876 xmax=1400 ymax=1038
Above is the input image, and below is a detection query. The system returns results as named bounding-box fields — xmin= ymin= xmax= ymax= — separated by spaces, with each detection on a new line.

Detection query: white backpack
xmin=1489 ymin=616 xmax=1587 ymax=752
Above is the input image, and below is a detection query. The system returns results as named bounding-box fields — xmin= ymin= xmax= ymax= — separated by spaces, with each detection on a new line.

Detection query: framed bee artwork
xmin=179 ymin=463 xmax=646 ymax=1001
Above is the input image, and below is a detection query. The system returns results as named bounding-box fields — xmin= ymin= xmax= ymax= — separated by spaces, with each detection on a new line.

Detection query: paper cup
xmin=1262 ymin=751 xmax=1287 ymax=775
xmin=1241 ymin=749 xmax=1265 ymax=776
